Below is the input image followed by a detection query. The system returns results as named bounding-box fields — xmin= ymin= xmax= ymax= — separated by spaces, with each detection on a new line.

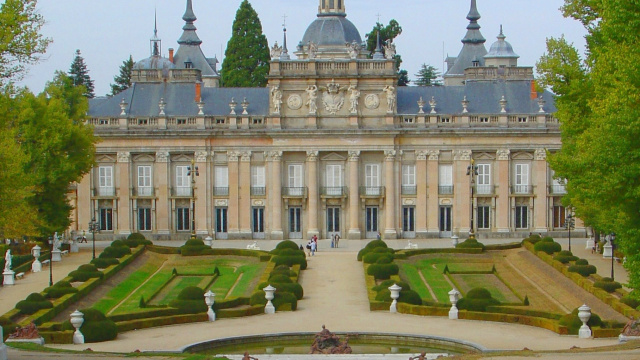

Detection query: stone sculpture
xmin=306 ymin=85 xmax=318 ymax=114
xmin=346 ymin=41 xmax=360 ymax=59
xmin=9 ymin=323 xmax=41 ymax=340
xmin=271 ymin=86 xmax=282 ymax=114
xmin=308 ymin=41 xmax=318 ymax=59
xmin=321 ymin=80 xmax=345 ymax=115
xmin=383 ymin=85 xmax=396 ymax=113
xmin=622 ymin=318 xmax=640 ymax=337
xmin=384 ymin=41 xmax=396 ymax=60
xmin=309 ymin=325 xmax=352 ymax=354
xmin=348 ymin=85 xmax=360 ymax=114
xmin=270 ymin=42 xmax=282 ymax=59
xmin=3 ymin=249 xmax=10 ymax=272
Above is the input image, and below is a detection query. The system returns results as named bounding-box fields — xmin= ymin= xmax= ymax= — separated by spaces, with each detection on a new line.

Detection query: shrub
xmin=559 ymin=308 xmax=603 ymax=335
xmin=523 ymin=295 xmax=529 ymax=306
xmin=79 ymin=309 xmax=118 ymax=343
xmin=372 ymin=280 xmax=411 ymax=292
xmin=177 ymin=286 xmax=204 ymax=300
xmin=69 ymin=264 xmax=103 ymax=282
xmin=169 ymin=286 xmax=207 ymax=313
xmin=466 ymin=288 xmax=492 ymax=299
xmin=262 ymin=282 xmax=303 ymax=300
xmin=124 ymin=233 xmax=152 ymax=247
xmin=621 ymin=296 xmax=640 ymax=310
xmin=541 ymin=236 xmax=555 ymax=243
xmin=367 ymin=263 xmax=399 ymax=280
xmin=271 ymin=266 xmax=297 ymax=278
xmin=375 ymin=289 xmax=422 ymax=305
xmin=455 ymin=238 xmax=485 ymax=251
xmin=568 ymin=264 xmax=597 ymax=277
xmin=575 ymin=259 xmax=589 ymax=266
xmin=375 ymin=255 xmax=394 ymax=264
xmin=363 ymin=252 xmax=394 ymax=264
xmin=16 ymin=293 xmax=53 ymax=314
xmin=99 ymin=244 xmax=131 ymax=259
xmin=180 ymin=239 xmax=211 ymax=256
xmin=594 ymin=278 xmax=622 ymax=293
xmin=522 ymin=234 xmax=542 ymax=245
xmin=275 ymin=240 xmax=300 ymax=251
xmin=250 ymin=290 xmax=298 ymax=311
xmin=272 ymin=255 xmax=307 ymax=270
xmin=534 ymin=240 xmax=562 ymax=255
xmin=0 ymin=317 xmax=18 ymax=341
xmin=268 ymin=274 xmax=293 ymax=284
xmin=554 ymin=253 xmax=579 ymax=264
xmin=90 ymin=257 xmax=120 ymax=269
xmin=357 ymin=240 xmax=389 ymax=261
xmin=457 ymin=288 xmax=499 ymax=312
xmin=271 ymin=248 xmax=305 ymax=257
xmin=44 ymin=281 xmax=78 ymax=299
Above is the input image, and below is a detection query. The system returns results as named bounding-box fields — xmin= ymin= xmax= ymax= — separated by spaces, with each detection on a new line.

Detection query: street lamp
xmin=565 ymin=212 xmax=574 ymax=252
xmin=48 ymin=235 xmax=53 ymax=287
xmin=466 ymin=158 xmax=479 ymax=239
xmin=610 ymin=232 xmax=616 ymax=280
xmin=187 ymin=159 xmax=200 ymax=238
xmin=88 ymin=218 xmax=100 ymax=260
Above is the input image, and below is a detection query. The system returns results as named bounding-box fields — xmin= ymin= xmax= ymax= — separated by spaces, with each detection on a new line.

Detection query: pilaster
xmin=155 ymin=151 xmax=170 ymax=235
xmin=239 ymin=151 xmax=252 ymax=238
xmin=416 ymin=151 xmax=428 ymax=237
xmin=453 ymin=150 xmax=472 ymax=235
xmin=384 ymin=150 xmax=397 ymax=239
xmin=77 ymin=173 xmax=91 ymax=234
xmin=195 ymin=151 xmax=209 ymax=236
xmin=269 ymin=151 xmax=283 ymax=239
xmin=496 ymin=149 xmax=511 ymax=233
xmin=116 ymin=152 xmax=131 ymax=236
xmin=426 ymin=151 xmax=440 ymax=236
xmin=306 ymin=151 xmax=319 ymax=237
xmin=228 ymin=151 xmax=240 ymax=236
xmin=533 ymin=149 xmax=549 ymax=233
xmin=348 ymin=151 xmax=361 ymax=239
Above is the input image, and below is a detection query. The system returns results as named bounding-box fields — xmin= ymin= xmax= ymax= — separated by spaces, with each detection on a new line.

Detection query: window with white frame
xmin=137 ymin=165 xmax=152 ymax=196
xmin=439 ymin=164 xmax=453 ymax=194
xmin=476 ymin=164 xmax=491 ymax=194
xmin=214 ymin=166 xmax=229 ymax=196
xmin=402 ymin=164 xmax=416 ymax=195
xmin=98 ymin=166 xmax=114 ymax=196
xmin=288 ymin=164 xmax=303 ymax=196
xmin=325 ymin=164 xmax=342 ymax=195
xmin=175 ymin=166 xmax=190 ymax=196
xmin=515 ymin=164 xmax=529 ymax=194
xmin=365 ymin=164 xmax=380 ymax=195
xmin=251 ymin=165 xmax=266 ymax=196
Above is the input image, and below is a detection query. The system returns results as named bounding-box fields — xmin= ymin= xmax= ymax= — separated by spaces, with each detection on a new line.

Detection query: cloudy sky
xmin=18 ymin=0 xmax=587 ymax=96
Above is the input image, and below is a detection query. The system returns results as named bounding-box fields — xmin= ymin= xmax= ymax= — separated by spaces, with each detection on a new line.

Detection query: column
xmin=533 ymin=149 xmax=549 ymax=233
xmin=495 ymin=149 xmax=511 ymax=233
xmin=195 ymin=151 xmax=209 ymax=236
xmin=155 ymin=151 xmax=170 ymax=236
xmin=77 ymin=173 xmax=92 ymax=234
xmin=239 ymin=151 xmax=252 ymax=238
xmin=426 ymin=151 xmax=440 ymax=236
xmin=415 ymin=151 xmax=428 ymax=237
xmin=116 ymin=152 xmax=131 ymax=236
xmin=453 ymin=150 xmax=472 ymax=235
xmin=228 ymin=151 xmax=240 ymax=237
xmin=384 ymin=150 xmax=397 ymax=239
xmin=269 ymin=151 xmax=283 ymax=239
xmin=306 ymin=151 xmax=320 ymax=238
xmin=348 ymin=151 xmax=361 ymax=239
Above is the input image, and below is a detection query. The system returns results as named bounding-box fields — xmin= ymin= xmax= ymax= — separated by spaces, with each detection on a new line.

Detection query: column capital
xmin=497 ymin=149 xmax=511 ymax=161
xmin=534 ymin=148 xmax=547 ymax=161
xmin=267 ymin=151 xmax=283 ymax=161
xmin=240 ymin=151 xmax=252 ymax=162
xmin=427 ymin=150 xmax=440 ymax=161
xmin=453 ymin=149 xmax=472 ymax=161
xmin=384 ymin=150 xmax=396 ymax=161
xmin=195 ymin=151 xmax=208 ymax=162
xmin=348 ymin=151 xmax=360 ymax=161
xmin=155 ymin=151 xmax=169 ymax=163
xmin=228 ymin=151 xmax=240 ymax=162
xmin=117 ymin=152 xmax=130 ymax=163
xmin=416 ymin=150 xmax=428 ymax=161
xmin=306 ymin=150 xmax=319 ymax=161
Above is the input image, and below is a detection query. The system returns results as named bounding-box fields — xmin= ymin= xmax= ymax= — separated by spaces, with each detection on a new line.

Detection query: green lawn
xmin=451 ymin=274 xmax=521 ymax=303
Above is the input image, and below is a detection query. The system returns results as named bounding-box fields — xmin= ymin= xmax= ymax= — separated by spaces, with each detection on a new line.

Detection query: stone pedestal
xmin=70 ymin=241 xmax=79 ymax=253
xmin=578 ymin=304 xmax=592 ymax=339
xmin=204 ymin=236 xmax=213 ymax=248
xmin=51 ymin=250 xmax=62 ymax=262
xmin=0 ymin=327 xmax=7 ymax=360
xmin=32 ymin=260 xmax=42 ymax=273
xmin=70 ymin=310 xmax=85 ymax=344
xmin=603 ymin=243 xmax=613 ymax=258
xmin=585 ymin=237 xmax=595 ymax=250
xmin=264 ymin=285 xmax=276 ymax=314
xmin=3 ymin=271 xmax=15 ymax=286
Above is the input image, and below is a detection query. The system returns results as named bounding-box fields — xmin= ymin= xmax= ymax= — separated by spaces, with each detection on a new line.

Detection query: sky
xmin=18 ymin=0 xmax=588 ymax=96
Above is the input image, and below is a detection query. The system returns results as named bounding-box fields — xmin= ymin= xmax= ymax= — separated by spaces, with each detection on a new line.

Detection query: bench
xmin=15 ymin=272 xmax=25 ymax=279
xmin=61 ymin=250 xmax=69 ymax=255
xmin=41 ymin=259 xmax=50 ymax=265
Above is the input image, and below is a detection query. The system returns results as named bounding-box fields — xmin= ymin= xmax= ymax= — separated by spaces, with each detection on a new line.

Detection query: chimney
xmin=195 ymin=82 xmax=202 ymax=103
xmin=169 ymin=48 xmax=174 ymax=63
xmin=530 ymin=80 xmax=538 ymax=100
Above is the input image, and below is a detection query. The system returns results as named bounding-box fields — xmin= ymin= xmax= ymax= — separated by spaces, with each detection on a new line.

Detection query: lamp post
xmin=566 ymin=212 xmax=574 ymax=252
xmin=610 ymin=232 xmax=616 ymax=280
xmin=187 ymin=159 xmax=200 ymax=238
xmin=88 ymin=218 xmax=100 ymax=260
xmin=48 ymin=235 xmax=53 ymax=287
xmin=466 ymin=158 xmax=479 ymax=239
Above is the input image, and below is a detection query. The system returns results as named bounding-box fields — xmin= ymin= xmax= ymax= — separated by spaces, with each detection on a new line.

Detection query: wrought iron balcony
xmin=512 ymin=185 xmax=533 ymax=195
xmin=213 ymin=187 xmax=229 ymax=197
xmin=172 ymin=186 xmax=192 ymax=197
xmin=438 ymin=185 xmax=454 ymax=195
xmin=359 ymin=186 xmax=386 ymax=197
xmin=282 ymin=187 xmax=307 ymax=198
xmin=474 ymin=185 xmax=495 ymax=196
xmin=132 ymin=187 xmax=154 ymax=197
xmin=95 ymin=187 xmax=115 ymax=197
xmin=251 ymin=187 xmax=266 ymax=196
xmin=401 ymin=186 xmax=417 ymax=196
xmin=549 ymin=185 xmax=567 ymax=195
xmin=320 ymin=186 xmax=348 ymax=197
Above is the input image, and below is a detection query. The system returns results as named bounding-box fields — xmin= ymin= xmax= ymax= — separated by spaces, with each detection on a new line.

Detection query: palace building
xmin=71 ymin=0 xmax=584 ymax=241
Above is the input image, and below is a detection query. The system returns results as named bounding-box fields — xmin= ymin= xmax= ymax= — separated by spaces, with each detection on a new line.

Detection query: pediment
xmin=133 ymin=154 xmax=156 ymax=163
xmin=321 ymin=152 xmax=347 ymax=161
xmin=474 ymin=152 xmax=495 ymax=161
xmin=511 ymin=152 xmax=534 ymax=160
xmin=171 ymin=154 xmax=192 ymax=162
xmin=96 ymin=154 xmax=116 ymax=163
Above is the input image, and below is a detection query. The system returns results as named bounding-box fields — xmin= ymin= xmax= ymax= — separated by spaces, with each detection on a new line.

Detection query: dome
xmin=302 ymin=16 xmax=362 ymax=47
xmin=134 ymin=55 xmax=176 ymax=70
xmin=485 ymin=27 xmax=519 ymax=59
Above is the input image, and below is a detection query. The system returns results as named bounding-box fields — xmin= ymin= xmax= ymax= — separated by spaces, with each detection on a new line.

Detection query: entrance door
xmin=289 ymin=207 xmax=302 ymax=239
xmin=403 ymin=206 xmax=416 ymax=238
xmin=365 ymin=206 xmax=379 ymax=239
xmin=439 ymin=206 xmax=452 ymax=237
xmin=215 ymin=207 xmax=228 ymax=239
xmin=327 ymin=207 xmax=341 ymax=239
xmin=252 ymin=207 xmax=265 ymax=239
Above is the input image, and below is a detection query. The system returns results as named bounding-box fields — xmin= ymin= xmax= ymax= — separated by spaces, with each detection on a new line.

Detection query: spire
xmin=498 ymin=24 xmax=505 ymax=40
xmin=280 ymin=15 xmax=291 ymax=60
xmin=373 ymin=30 xmax=384 ymax=60
xmin=462 ymin=0 xmax=485 ymax=45
xmin=150 ymin=10 xmax=161 ymax=56
xmin=318 ymin=0 xmax=346 ymax=16
xmin=178 ymin=0 xmax=202 ymax=45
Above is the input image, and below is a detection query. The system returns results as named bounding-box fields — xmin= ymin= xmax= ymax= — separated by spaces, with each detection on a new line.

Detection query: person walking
xmin=310 ymin=239 xmax=317 ymax=256
xmin=335 ymin=234 xmax=340 ymax=248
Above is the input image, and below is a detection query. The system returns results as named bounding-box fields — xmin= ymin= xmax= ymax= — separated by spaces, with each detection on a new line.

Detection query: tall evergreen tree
xmin=110 ymin=55 xmax=134 ymax=96
xmin=365 ymin=20 xmax=408 ymax=86
xmin=68 ymin=49 xmax=95 ymax=98
xmin=221 ymin=0 xmax=269 ymax=87
xmin=414 ymin=64 xmax=442 ymax=86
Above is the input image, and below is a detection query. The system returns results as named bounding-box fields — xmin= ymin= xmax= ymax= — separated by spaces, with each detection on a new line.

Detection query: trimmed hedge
xmin=99 ymin=244 xmax=131 ymax=259
xmin=69 ymin=264 xmax=104 ymax=282
xmin=65 ymin=309 xmax=118 ymax=343
xmin=90 ymin=257 xmax=120 ymax=269
xmin=553 ymin=250 xmax=579 ymax=264
xmin=621 ymin=296 xmax=640 ymax=310
xmin=534 ymin=240 xmax=561 ymax=255
xmin=559 ymin=308 xmax=603 ymax=335
xmin=272 ymin=254 xmax=307 ymax=270
xmin=575 ymin=258 xmax=589 ymax=266
xmin=169 ymin=286 xmax=207 ymax=314
xmin=0 ymin=317 xmax=18 ymax=341
xmin=275 ymin=240 xmax=300 ymax=251
xmin=455 ymin=238 xmax=486 ymax=251
xmin=375 ymin=289 xmax=422 ymax=305
xmin=124 ymin=233 xmax=153 ymax=248
xmin=367 ymin=263 xmax=399 ymax=280
xmin=594 ymin=278 xmax=622 ymax=293
xmin=372 ymin=280 xmax=412 ymax=292
xmin=357 ymin=240 xmax=389 ymax=261
xmin=568 ymin=264 xmax=597 ymax=277
xmin=250 ymin=291 xmax=298 ymax=311
xmin=15 ymin=293 xmax=53 ymax=315
xmin=44 ymin=281 xmax=78 ymax=299
xmin=363 ymin=252 xmax=394 ymax=264
xmin=457 ymin=288 xmax=500 ymax=312
xmin=180 ymin=239 xmax=211 ymax=256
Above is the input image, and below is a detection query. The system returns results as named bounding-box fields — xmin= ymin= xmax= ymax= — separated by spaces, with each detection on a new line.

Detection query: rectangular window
xmin=478 ymin=206 xmax=490 ymax=229
xmin=216 ymin=208 xmax=228 ymax=233
xmin=138 ymin=208 xmax=152 ymax=231
xmin=99 ymin=208 xmax=113 ymax=231
xmin=252 ymin=118 xmax=264 ymax=125
xmin=553 ymin=206 xmax=566 ymax=229
xmin=288 ymin=164 xmax=303 ymax=196
xmin=251 ymin=166 xmax=265 ymax=187
xmin=98 ymin=166 xmax=114 ymax=196
xmin=175 ymin=166 xmax=190 ymax=196
xmin=440 ymin=117 xmax=451 ymax=123
xmin=137 ymin=165 xmax=152 ymax=196
xmin=177 ymin=118 xmax=187 ymax=125
xmin=515 ymin=206 xmax=528 ymax=229
xmin=403 ymin=117 xmax=415 ymax=124
xmin=402 ymin=165 xmax=416 ymax=186
xmin=439 ymin=164 xmax=453 ymax=194
xmin=252 ymin=207 xmax=265 ymax=233
xmin=403 ymin=207 xmax=415 ymax=232
xmin=216 ymin=118 xmax=225 ymax=124
xmin=515 ymin=164 xmax=529 ymax=194
xmin=476 ymin=164 xmax=491 ymax=194
xmin=214 ymin=166 xmax=229 ymax=196
xmin=177 ymin=208 xmax=190 ymax=231
xmin=479 ymin=117 xmax=489 ymax=123
xmin=365 ymin=164 xmax=380 ymax=195
xmin=326 ymin=165 xmax=342 ymax=195
xmin=518 ymin=117 xmax=528 ymax=123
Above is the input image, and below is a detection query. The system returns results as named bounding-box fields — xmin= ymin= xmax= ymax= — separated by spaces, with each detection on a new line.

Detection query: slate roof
xmin=445 ymin=0 xmax=488 ymax=76
xmin=397 ymin=81 xmax=556 ymax=115
xmin=302 ymin=15 xmax=362 ymax=46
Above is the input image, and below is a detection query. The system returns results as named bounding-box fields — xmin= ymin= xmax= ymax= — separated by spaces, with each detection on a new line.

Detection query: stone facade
xmin=69 ymin=0 xmax=583 ymax=241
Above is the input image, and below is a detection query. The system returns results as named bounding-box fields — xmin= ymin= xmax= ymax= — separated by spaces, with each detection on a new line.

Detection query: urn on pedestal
xmin=70 ymin=310 xmax=85 ymax=344
xmin=204 ymin=290 xmax=216 ymax=322
xmin=578 ymin=304 xmax=592 ymax=339
xmin=448 ymin=289 xmax=461 ymax=320
xmin=263 ymin=285 xmax=276 ymax=314
xmin=388 ymin=284 xmax=402 ymax=313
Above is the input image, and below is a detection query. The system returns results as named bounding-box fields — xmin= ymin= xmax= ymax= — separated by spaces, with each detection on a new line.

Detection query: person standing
xmin=310 ymin=239 xmax=317 ymax=256
xmin=335 ymin=234 xmax=340 ymax=248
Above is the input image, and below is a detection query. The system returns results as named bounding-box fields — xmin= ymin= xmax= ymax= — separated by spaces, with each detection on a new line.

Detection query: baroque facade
xmin=71 ymin=0 xmax=584 ymax=241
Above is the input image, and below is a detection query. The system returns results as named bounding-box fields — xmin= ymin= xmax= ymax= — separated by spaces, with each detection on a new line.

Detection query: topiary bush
xmin=179 ymin=239 xmax=212 ymax=256
xmin=522 ymin=234 xmax=542 ymax=245
xmin=69 ymin=264 xmax=103 ymax=282
xmin=559 ymin=308 xmax=603 ymax=335
xmin=99 ymin=243 xmax=132 ymax=259
xmin=259 ymin=282 xmax=304 ymax=300
xmin=375 ymin=288 xmax=422 ymax=305
xmin=75 ymin=309 xmax=118 ymax=342
xmin=268 ymin=274 xmax=293 ymax=284
xmin=553 ymin=250 xmax=579 ymax=264
xmin=272 ymin=254 xmax=307 ymax=270
xmin=575 ymin=258 xmax=589 ymax=266
xmin=367 ymin=263 xmax=399 ymax=280
xmin=124 ymin=233 xmax=153 ymax=247
xmin=533 ymin=240 xmax=562 ymax=255
xmin=44 ymin=281 xmax=78 ymax=299
xmin=363 ymin=252 xmax=394 ymax=264
xmin=456 ymin=287 xmax=500 ymax=312
xmin=15 ymin=293 xmax=53 ymax=315
xmin=568 ymin=264 xmax=597 ymax=277
xmin=455 ymin=238 xmax=486 ymax=251
xmin=90 ymin=257 xmax=120 ymax=269
xmin=594 ymin=278 xmax=622 ymax=293
xmin=372 ymin=280 xmax=411 ymax=292
xmin=621 ymin=296 xmax=640 ymax=309
xmin=357 ymin=240 xmax=389 ymax=261
xmin=169 ymin=286 xmax=207 ymax=313
xmin=275 ymin=240 xmax=300 ymax=251
xmin=250 ymin=290 xmax=298 ymax=311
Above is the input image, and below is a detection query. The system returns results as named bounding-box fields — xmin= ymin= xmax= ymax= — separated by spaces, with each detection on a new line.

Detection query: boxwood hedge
xmin=559 ymin=308 xmax=603 ymax=335
xmin=456 ymin=288 xmax=500 ymax=312
xmin=533 ymin=240 xmax=561 ymax=255
xmin=16 ymin=293 xmax=53 ymax=315
xmin=367 ymin=263 xmax=399 ymax=280
xmin=568 ymin=264 xmax=597 ymax=277
xmin=594 ymin=278 xmax=622 ymax=293
xmin=63 ymin=309 xmax=118 ymax=343
xmin=455 ymin=238 xmax=486 ymax=251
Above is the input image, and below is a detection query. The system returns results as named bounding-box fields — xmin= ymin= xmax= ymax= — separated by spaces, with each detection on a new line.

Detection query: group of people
xmin=300 ymin=234 xmax=342 ymax=257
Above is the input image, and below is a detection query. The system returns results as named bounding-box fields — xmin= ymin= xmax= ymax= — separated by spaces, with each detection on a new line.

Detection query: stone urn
xmin=31 ymin=245 xmax=42 ymax=273
xmin=264 ymin=285 xmax=276 ymax=314
xmin=585 ymin=236 xmax=595 ymax=250
xmin=578 ymin=304 xmax=592 ymax=339
xmin=204 ymin=236 xmax=213 ymax=248
xmin=388 ymin=284 xmax=402 ymax=313
xmin=70 ymin=310 xmax=85 ymax=344
xmin=448 ymin=289 xmax=461 ymax=320
xmin=451 ymin=235 xmax=459 ymax=247
xmin=204 ymin=290 xmax=216 ymax=322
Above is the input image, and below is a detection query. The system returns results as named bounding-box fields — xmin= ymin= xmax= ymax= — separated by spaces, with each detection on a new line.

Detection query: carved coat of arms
xmin=321 ymin=80 xmax=345 ymax=115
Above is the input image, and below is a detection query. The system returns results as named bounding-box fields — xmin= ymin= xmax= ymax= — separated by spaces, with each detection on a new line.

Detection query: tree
xmin=0 ymin=0 xmax=51 ymax=87
xmin=365 ymin=20 xmax=408 ymax=86
xmin=68 ymin=49 xmax=95 ymax=98
xmin=110 ymin=55 xmax=134 ymax=96
xmin=15 ymin=72 xmax=96 ymax=235
xmin=414 ymin=64 xmax=442 ymax=86
xmin=536 ymin=0 xmax=640 ymax=293
xmin=220 ymin=0 xmax=269 ymax=87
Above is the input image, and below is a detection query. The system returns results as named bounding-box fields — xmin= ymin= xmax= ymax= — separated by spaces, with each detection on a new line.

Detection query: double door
xmin=439 ymin=206 xmax=452 ymax=237
xmin=327 ymin=207 xmax=341 ymax=239
xmin=289 ymin=207 xmax=302 ymax=239
xmin=365 ymin=206 xmax=379 ymax=239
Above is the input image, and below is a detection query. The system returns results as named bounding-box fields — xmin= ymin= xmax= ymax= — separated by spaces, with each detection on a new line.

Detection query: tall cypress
xmin=110 ymin=55 xmax=134 ymax=96
xmin=221 ymin=0 xmax=269 ymax=87
xmin=68 ymin=49 xmax=95 ymax=98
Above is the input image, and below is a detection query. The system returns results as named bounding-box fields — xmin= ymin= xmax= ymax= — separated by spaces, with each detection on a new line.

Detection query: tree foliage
xmin=0 ymin=0 xmax=51 ymax=87
xmin=220 ymin=0 xmax=269 ymax=87
xmin=110 ymin=55 xmax=133 ymax=96
xmin=414 ymin=64 xmax=442 ymax=86
xmin=365 ymin=20 xmax=409 ymax=86
xmin=536 ymin=0 xmax=640 ymax=293
xmin=68 ymin=49 xmax=95 ymax=98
